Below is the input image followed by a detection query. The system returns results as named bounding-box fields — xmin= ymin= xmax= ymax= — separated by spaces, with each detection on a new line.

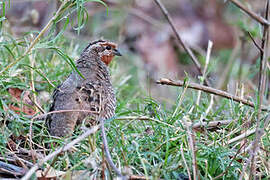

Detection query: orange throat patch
xmin=101 ymin=55 xmax=114 ymax=65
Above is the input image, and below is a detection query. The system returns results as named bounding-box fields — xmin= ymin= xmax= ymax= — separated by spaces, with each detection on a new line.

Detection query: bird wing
xmin=75 ymin=82 xmax=103 ymax=124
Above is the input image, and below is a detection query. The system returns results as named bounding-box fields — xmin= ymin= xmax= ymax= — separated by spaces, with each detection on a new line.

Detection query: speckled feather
xmin=46 ymin=40 xmax=117 ymax=137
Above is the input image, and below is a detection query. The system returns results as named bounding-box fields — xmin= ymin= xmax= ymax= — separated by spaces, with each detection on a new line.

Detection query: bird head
xmin=83 ymin=40 xmax=122 ymax=65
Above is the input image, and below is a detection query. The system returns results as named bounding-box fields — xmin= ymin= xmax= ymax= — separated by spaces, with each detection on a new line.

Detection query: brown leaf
xmin=7 ymin=88 xmax=36 ymax=115
xmin=8 ymin=88 xmax=23 ymax=101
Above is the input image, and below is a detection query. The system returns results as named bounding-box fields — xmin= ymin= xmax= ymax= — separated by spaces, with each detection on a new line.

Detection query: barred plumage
xmin=46 ymin=40 xmax=121 ymax=137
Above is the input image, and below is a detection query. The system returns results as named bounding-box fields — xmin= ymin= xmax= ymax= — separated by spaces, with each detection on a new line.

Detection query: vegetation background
xmin=0 ymin=0 xmax=269 ymax=179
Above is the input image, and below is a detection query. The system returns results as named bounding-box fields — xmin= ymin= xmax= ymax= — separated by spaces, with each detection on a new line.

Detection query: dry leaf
xmin=7 ymin=88 xmax=36 ymax=115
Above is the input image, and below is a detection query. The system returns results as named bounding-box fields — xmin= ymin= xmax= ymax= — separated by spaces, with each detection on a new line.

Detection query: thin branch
xmin=229 ymin=115 xmax=270 ymax=146
xmin=154 ymin=0 xmax=210 ymax=86
xmin=197 ymin=40 xmax=213 ymax=105
xmin=247 ymin=31 xmax=264 ymax=53
xmin=100 ymin=118 xmax=125 ymax=179
xmin=28 ymin=95 xmax=45 ymax=114
xmin=228 ymin=0 xmax=270 ymax=26
xmin=29 ymin=50 xmax=38 ymax=114
xmin=199 ymin=94 xmax=214 ymax=126
xmin=208 ymin=112 xmax=253 ymax=146
xmin=240 ymin=115 xmax=270 ymax=180
xmin=191 ymin=120 xmax=233 ymax=131
xmin=156 ymin=78 xmax=269 ymax=111
xmin=172 ymin=81 xmax=189 ymax=118
xmin=182 ymin=107 xmax=198 ymax=180
xmin=228 ymin=129 xmax=256 ymax=145
xmin=21 ymin=126 xmax=99 ymax=180
xmin=180 ymin=144 xmax=192 ymax=180
xmin=249 ymin=0 xmax=270 ymax=178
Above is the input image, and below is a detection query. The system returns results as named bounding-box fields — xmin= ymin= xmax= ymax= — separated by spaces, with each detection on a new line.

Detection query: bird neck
xmin=76 ymin=54 xmax=110 ymax=81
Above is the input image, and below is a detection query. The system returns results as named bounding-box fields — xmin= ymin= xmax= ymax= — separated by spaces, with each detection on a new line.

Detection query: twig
xmin=191 ymin=120 xmax=232 ymax=131
xmin=100 ymin=118 xmax=125 ymax=179
xmin=213 ymin=141 xmax=247 ymax=180
xmin=154 ymin=0 xmax=210 ymax=86
xmin=199 ymin=94 xmax=214 ymax=126
xmin=43 ymin=155 xmax=59 ymax=178
xmin=249 ymin=1 xmax=270 ymax=178
xmin=27 ymin=108 xmax=100 ymax=160
xmin=247 ymin=31 xmax=264 ymax=53
xmin=229 ymin=115 xmax=270 ymax=146
xmin=172 ymin=81 xmax=189 ymax=118
xmin=29 ymin=44 xmax=38 ymax=114
xmin=101 ymin=144 xmax=105 ymax=180
xmin=209 ymin=112 xmax=253 ymax=146
xmin=196 ymin=41 xmax=213 ymax=105
xmin=228 ymin=129 xmax=256 ymax=145
xmin=228 ymin=0 xmax=270 ymax=26
xmin=156 ymin=78 xmax=269 ymax=111
xmin=21 ymin=126 xmax=99 ymax=180
xmin=28 ymin=95 xmax=45 ymax=114
xmin=181 ymin=107 xmax=198 ymax=180
xmin=0 ymin=0 xmax=70 ymax=75
xmin=240 ymin=115 xmax=270 ymax=180
xmin=180 ymin=144 xmax=192 ymax=180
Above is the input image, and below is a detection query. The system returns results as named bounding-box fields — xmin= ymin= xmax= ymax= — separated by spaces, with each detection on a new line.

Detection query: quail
xmin=46 ymin=40 xmax=121 ymax=137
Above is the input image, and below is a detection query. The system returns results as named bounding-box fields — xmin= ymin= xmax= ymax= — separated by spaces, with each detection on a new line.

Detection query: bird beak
xmin=113 ymin=49 xmax=122 ymax=56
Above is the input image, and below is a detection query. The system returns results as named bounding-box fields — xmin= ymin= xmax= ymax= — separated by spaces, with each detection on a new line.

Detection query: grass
xmin=0 ymin=0 xmax=270 ymax=179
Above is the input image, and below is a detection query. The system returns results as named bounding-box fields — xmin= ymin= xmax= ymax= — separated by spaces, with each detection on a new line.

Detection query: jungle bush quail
xmin=46 ymin=40 xmax=121 ymax=137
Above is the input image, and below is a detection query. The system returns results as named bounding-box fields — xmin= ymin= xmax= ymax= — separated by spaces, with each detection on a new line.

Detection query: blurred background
xmin=3 ymin=0 xmax=268 ymax=105
xmin=1 ymin=1 xmax=269 ymax=178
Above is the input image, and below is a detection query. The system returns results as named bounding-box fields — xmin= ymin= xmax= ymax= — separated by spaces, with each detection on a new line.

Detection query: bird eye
xmin=105 ymin=45 xmax=111 ymax=50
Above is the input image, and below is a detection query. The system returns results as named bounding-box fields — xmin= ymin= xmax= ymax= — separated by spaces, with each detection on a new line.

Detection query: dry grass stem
xmin=180 ymin=144 xmax=192 ymax=180
xmin=228 ymin=0 xmax=270 ymax=25
xmin=100 ymin=118 xmax=125 ymax=179
xmin=181 ymin=107 xmax=199 ymax=180
xmin=249 ymin=0 xmax=270 ymax=177
xmin=172 ymin=81 xmax=189 ymax=118
xmin=196 ymin=40 xmax=213 ymax=105
xmin=228 ymin=129 xmax=256 ymax=145
xmin=199 ymin=94 xmax=214 ymax=124
xmin=247 ymin=31 xmax=264 ymax=53
xmin=190 ymin=120 xmax=233 ymax=130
